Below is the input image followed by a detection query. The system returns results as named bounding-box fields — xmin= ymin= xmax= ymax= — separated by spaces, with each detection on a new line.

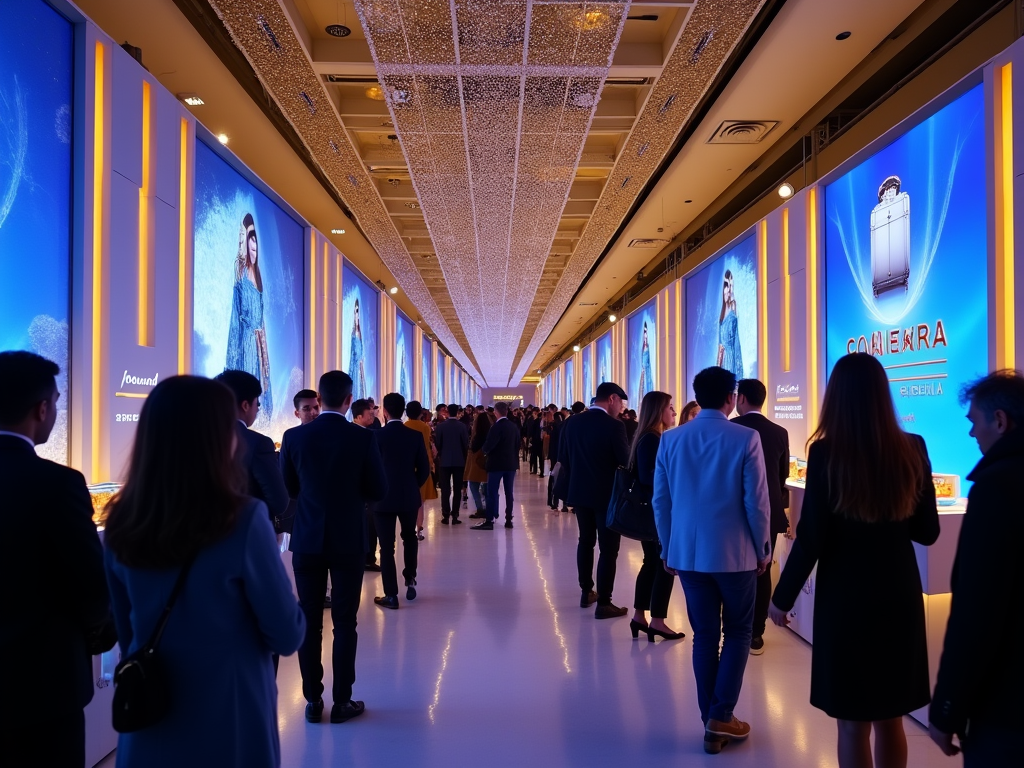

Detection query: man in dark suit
xmin=0 ymin=351 xmax=116 ymax=767
xmin=371 ymin=393 xmax=431 ymax=609
xmin=435 ymin=402 xmax=469 ymax=524
xmin=556 ymin=382 xmax=630 ymax=618
xmin=216 ymin=370 xmax=290 ymax=534
xmin=280 ymin=371 xmax=387 ymax=725
xmin=476 ymin=401 xmax=520 ymax=530
xmin=732 ymin=378 xmax=790 ymax=655
xmin=366 ymin=397 xmax=383 ymax=429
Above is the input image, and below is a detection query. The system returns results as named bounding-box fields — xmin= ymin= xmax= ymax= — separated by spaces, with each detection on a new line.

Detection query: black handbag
xmin=606 ymin=465 xmax=658 ymax=541
xmin=112 ymin=560 xmax=193 ymax=733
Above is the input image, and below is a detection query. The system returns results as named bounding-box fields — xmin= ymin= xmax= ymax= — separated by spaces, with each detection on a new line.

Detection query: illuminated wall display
xmin=824 ymin=83 xmax=987 ymax=483
xmin=627 ymin=299 xmax=657 ymax=406
xmin=581 ymin=345 xmax=593 ymax=403
xmin=341 ymin=263 xmax=379 ymax=404
xmin=192 ymin=139 xmax=305 ymax=443
xmin=395 ymin=311 xmax=414 ymax=398
xmin=436 ymin=349 xmax=445 ymax=406
xmin=596 ymin=332 xmax=612 ymax=387
xmin=0 ymin=0 xmax=73 ymax=463
xmin=564 ymin=358 xmax=575 ymax=405
xmin=686 ymin=234 xmax=759 ymax=398
xmin=421 ymin=338 xmax=432 ymax=409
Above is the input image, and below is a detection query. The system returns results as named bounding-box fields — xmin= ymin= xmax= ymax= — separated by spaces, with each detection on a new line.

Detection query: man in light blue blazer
xmin=653 ymin=366 xmax=771 ymax=755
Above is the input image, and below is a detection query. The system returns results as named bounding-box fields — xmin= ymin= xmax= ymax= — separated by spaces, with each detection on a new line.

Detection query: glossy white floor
xmin=99 ymin=465 xmax=949 ymax=768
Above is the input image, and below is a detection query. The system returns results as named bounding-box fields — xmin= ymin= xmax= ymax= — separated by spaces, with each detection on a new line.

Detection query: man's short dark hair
xmin=292 ymin=388 xmax=318 ymax=409
xmin=448 ymin=403 xmax=459 ymax=414
xmin=571 ymin=401 xmax=585 ymax=414
xmin=435 ymin=404 xmax=446 ymax=414
xmin=351 ymin=398 xmax=371 ymax=418
xmin=494 ymin=401 xmax=509 ymax=416
xmin=406 ymin=400 xmax=423 ymax=420
xmin=960 ymin=369 xmax=1024 ymax=429
xmin=0 ymin=351 xmax=59 ymax=426
xmin=382 ymin=392 xmax=406 ymax=420
xmin=595 ymin=382 xmax=627 ymax=401
xmin=215 ymin=369 xmax=262 ymax=407
xmin=320 ymin=371 xmax=353 ymax=409
xmin=692 ymin=367 xmax=737 ymax=410
xmin=737 ymin=379 xmax=767 ymax=409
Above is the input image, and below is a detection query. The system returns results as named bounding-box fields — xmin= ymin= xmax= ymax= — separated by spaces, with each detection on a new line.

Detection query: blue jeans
xmin=468 ymin=481 xmax=485 ymax=513
xmin=678 ymin=570 xmax=757 ymax=725
xmin=486 ymin=470 xmax=515 ymax=522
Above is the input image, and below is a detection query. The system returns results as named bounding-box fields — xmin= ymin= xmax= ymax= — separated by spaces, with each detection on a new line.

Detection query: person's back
xmin=435 ymin=415 xmax=469 ymax=467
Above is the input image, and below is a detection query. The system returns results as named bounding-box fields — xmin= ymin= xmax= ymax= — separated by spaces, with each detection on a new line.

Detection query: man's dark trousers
xmin=373 ymin=508 xmax=419 ymax=595
xmin=438 ymin=466 xmax=465 ymax=522
xmin=574 ymin=504 xmax=621 ymax=603
xmin=486 ymin=470 xmax=516 ymax=523
xmin=292 ymin=552 xmax=364 ymax=704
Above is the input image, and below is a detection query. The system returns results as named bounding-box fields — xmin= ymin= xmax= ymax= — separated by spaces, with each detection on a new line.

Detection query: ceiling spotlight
xmin=778 ymin=182 xmax=795 ymax=199
xmin=608 ymin=314 xmax=617 ymax=323
xmin=326 ymin=24 xmax=351 ymax=37
xmin=365 ymin=85 xmax=385 ymax=101
xmin=330 ymin=228 xmax=346 ymax=235
xmin=389 ymin=286 xmax=399 ymax=295
xmin=178 ymin=93 xmax=204 ymax=106
xmin=216 ymin=133 xmax=229 ymax=145
xmin=574 ymin=9 xmax=609 ymax=31
xmin=572 ymin=345 xmax=581 ymax=352
xmin=835 ymin=31 xmax=852 ymax=41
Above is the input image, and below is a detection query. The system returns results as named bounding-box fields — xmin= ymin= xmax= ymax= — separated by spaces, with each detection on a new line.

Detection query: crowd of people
xmin=1 ymin=348 xmax=1021 ymax=768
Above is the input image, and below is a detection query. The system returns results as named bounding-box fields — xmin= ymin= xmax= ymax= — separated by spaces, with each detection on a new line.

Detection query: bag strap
xmin=141 ymin=559 xmax=194 ymax=655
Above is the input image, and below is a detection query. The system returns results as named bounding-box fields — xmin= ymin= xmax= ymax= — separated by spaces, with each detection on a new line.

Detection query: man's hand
xmin=768 ymin=603 xmax=791 ymax=628
xmin=928 ymin=724 xmax=960 ymax=756
xmin=756 ymin=554 xmax=772 ymax=576
xmin=662 ymin=559 xmax=678 ymax=576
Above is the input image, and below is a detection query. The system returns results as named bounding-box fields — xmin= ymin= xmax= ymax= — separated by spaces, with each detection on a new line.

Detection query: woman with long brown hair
xmin=464 ymin=411 xmax=491 ymax=519
xmin=770 ymin=353 xmax=939 ymax=768
xmin=103 ymin=376 xmax=304 ymax=768
xmin=629 ymin=391 xmax=685 ymax=642
xmin=678 ymin=399 xmax=701 ymax=425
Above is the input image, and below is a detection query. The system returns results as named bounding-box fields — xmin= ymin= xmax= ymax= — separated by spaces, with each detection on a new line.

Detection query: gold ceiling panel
xmin=203 ymin=0 xmax=485 ymax=381
xmin=511 ymin=0 xmax=768 ymax=382
xmin=354 ymin=0 xmax=630 ymax=384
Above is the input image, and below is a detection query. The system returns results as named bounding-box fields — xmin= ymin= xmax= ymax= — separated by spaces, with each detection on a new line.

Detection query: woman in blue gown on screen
xmin=226 ymin=213 xmax=272 ymax=426
xmin=716 ymin=269 xmax=744 ymax=378
xmin=637 ymin=321 xmax=654 ymax=403
xmin=348 ymin=297 xmax=368 ymax=398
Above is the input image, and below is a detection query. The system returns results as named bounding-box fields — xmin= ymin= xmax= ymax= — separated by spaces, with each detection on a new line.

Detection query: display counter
xmin=776 ymin=477 xmax=966 ymax=726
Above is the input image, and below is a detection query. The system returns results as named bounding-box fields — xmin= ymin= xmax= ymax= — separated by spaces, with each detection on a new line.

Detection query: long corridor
xmin=237 ymin=467 xmax=945 ymax=768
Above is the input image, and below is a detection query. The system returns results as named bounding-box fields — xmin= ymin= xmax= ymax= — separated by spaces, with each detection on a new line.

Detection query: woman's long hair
xmin=235 ymin=213 xmax=263 ymax=292
xmin=678 ymin=400 xmax=700 ymax=425
xmin=630 ymin=390 xmax=671 ymax=468
xmin=104 ymin=376 xmax=246 ymax=568
xmin=471 ymin=411 xmax=491 ymax=446
xmin=810 ymin=353 xmax=926 ymax=523
xmin=719 ymin=270 xmax=735 ymax=323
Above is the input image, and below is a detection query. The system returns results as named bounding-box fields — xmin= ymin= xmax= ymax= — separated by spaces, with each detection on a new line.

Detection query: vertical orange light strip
xmin=808 ymin=187 xmax=820 ymax=428
xmin=759 ymin=220 xmax=769 ymax=388
xmin=999 ymin=63 xmax=1016 ymax=368
xmin=91 ymin=41 xmax=105 ymax=481
xmin=138 ymin=80 xmax=153 ymax=346
xmin=309 ymin=231 xmax=316 ymax=387
xmin=336 ymin=255 xmax=341 ymax=369
xmin=783 ymin=207 xmax=792 ymax=372
xmin=178 ymin=118 xmax=189 ymax=373
xmin=675 ymin=281 xmax=682 ymax=401
xmin=322 ymin=242 xmax=328 ymax=373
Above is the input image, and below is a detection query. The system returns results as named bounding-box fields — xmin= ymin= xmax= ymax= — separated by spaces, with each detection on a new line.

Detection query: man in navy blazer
xmin=435 ymin=402 xmax=469 ymax=524
xmin=371 ymin=393 xmax=431 ymax=609
xmin=216 ymin=370 xmax=291 ymax=534
xmin=477 ymin=401 xmax=520 ymax=529
xmin=0 ymin=352 xmax=116 ymax=767
xmin=280 ymin=370 xmax=387 ymax=725
xmin=653 ymin=366 xmax=771 ymax=754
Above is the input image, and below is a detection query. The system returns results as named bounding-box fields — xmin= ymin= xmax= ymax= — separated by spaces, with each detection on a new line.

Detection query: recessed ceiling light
xmin=178 ymin=93 xmax=204 ymax=106
xmin=572 ymin=345 xmax=581 ymax=352
xmin=389 ymin=286 xmax=399 ymax=295
xmin=326 ymin=24 xmax=351 ymax=37
xmin=365 ymin=85 xmax=385 ymax=101
xmin=331 ymin=228 xmax=346 ymax=235
xmin=778 ymin=183 xmax=795 ymax=199
xmin=608 ymin=314 xmax=617 ymax=323
xmin=836 ymin=31 xmax=852 ymax=40
xmin=216 ymin=133 xmax=229 ymax=145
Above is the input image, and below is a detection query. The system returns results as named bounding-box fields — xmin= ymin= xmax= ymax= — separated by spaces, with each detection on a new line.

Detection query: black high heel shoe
xmin=629 ymin=619 xmax=648 ymax=640
xmin=646 ymin=626 xmax=685 ymax=643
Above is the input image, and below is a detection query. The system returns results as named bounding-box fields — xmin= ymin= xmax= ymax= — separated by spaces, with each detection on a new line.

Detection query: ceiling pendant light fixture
xmin=574 ymin=9 xmax=610 ymax=32
xmin=365 ymin=84 xmax=385 ymax=101
xmin=326 ymin=2 xmax=351 ymax=38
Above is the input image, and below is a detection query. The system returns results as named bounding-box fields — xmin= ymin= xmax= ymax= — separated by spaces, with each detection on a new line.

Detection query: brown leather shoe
xmin=580 ymin=590 xmax=598 ymax=607
xmin=594 ymin=603 xmax=628 ymax=620
xmin=707 ymin=716 xmax=750 ymax=739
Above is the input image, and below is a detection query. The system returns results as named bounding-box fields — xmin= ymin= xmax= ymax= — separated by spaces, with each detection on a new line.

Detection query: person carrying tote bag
xmin=610 ymin=391 xmax=684 ymax=643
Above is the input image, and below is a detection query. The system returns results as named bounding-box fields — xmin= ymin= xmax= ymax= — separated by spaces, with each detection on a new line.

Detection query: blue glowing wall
xmin=421 ymin=339 xmax=431 ymax=409
xmin=581 ymin=345 xmax=593 ymax=403
xmin=627 ymin=300 xmax=657 ymax=406
xmin=396 ymin=312 xmax=414 ymax=398
xmin=340 ymin=263 xmax=379 ymax=403
xmin=596 ymin=332 xmax=612 ymax=389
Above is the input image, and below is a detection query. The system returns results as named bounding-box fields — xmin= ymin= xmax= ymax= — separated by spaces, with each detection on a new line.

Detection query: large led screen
xmin=824 ymin=84 xmax=986 ymax=483
xmin=436 ymin=350 xmax=445 ymax=405
xmin=628 ymin=300 xmax=657 ymax=406
xmin=581 ymin=345 xmax=593 ymax=403
xmin=565 ymin=358 xmax=575 ymax=405
xmin=596 ymin=332 xmax=612 ymax=388
xmin=341 ymin=264 xmax=379 ymax=403
xmin=193 ymin=141 xmax=304 ymax=441
xmin=421 ymin=338 xmax=431 ymax=409
xmin=544 ymin=374 xmax=552 ymax=405
xmin=449 ymin=360 xmax=456 ymax=402
xmin=686 ymin=234 xmax=758 ymax=398
xmin=0 ymin=0 xmax=73 ymax=463
xmin=396 ymin=312 xmax=414 ymax=398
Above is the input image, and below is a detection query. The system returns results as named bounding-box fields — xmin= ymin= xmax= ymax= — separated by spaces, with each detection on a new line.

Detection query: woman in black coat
xmin=770 ymin=353 xmax=939 ymax=768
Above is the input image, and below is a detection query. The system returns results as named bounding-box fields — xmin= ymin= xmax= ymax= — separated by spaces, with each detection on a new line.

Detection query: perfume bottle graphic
xmin=870 ymin=175 xmax=910 ymax=297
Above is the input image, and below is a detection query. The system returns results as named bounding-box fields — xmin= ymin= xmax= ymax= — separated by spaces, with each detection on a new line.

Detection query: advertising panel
xmin=421 ymin=338 xmax=431 ymax=409
xmin=0 ymin=0 xmax=73 ymax=462
xmin=193 ymin=140 xmax=304 ymax=442
xmin=436 ymin=350 xmax=445 ymax=406
xmin=686 ymin=234 xmax=758 ymax=398
xmin=596 ymin=332 xmax=612 ymax=388
xmin=340 ymin=263 xmax=379 ymax=404
xmin=395 ymin=312 xmax=414 ymax=398
xmin=564 ymin=358 xmax=575 ymax=405
xmin=627 ymin=300 xmax=657 ymax=406
xmin=581 ymin=345 xmax=593 ymax=403
xmin=824 ymin=83 xmax=987 ymax=482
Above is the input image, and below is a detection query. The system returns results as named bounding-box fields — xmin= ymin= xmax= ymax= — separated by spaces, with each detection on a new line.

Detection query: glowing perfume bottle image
xmin=870 ymin=175 xmax=910 ymax=297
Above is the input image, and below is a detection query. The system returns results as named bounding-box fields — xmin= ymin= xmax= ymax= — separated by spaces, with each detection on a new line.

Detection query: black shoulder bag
xmin=112 ymin=560 xmax=193 ymax=733
xmin=606 ymin=462 xmax=658 ymax=542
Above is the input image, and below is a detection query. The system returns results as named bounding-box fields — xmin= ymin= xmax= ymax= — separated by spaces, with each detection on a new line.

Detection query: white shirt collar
xmin=386 ymin=418 xmax=403 ymax=424
xmin=0 ymin=430 xmax=35 ymax=447
xmin=320 ymin=409 xmax=346 ymax=416
xmin=495 ymin=416 xmax=507 ymax=422
xmin=589 ymin=405 xmax=608 ymax=414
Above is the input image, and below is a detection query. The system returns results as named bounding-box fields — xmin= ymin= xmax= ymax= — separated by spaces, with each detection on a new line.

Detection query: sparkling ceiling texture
xmin=511 ymin=0 xmax=768 ymax=382
xmin=354 ymin=1 xmax=630 ymax=385
xmin=204 ymin=0 xmax=486 ymax=382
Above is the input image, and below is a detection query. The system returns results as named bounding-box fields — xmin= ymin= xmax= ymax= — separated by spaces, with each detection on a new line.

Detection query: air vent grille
xmin=628 ymin=238 xmax=670 ymax=249
xmin=707 ymin=120 xmax=779 ymax=145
